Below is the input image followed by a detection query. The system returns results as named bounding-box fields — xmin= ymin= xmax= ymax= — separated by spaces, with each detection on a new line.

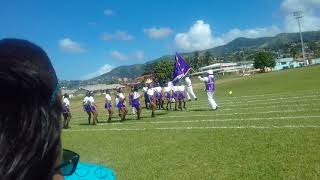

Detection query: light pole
xmin=293 ymin=11 xmax=307 ymax=65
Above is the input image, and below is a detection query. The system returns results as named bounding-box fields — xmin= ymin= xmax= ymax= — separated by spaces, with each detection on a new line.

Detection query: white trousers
xmin=185 ymin=86 xmax=197 ymax=100
xmin=207 ymin=91 xmax=217 ymax=109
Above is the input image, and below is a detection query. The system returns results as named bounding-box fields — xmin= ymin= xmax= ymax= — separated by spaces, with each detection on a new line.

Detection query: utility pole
xmin=293 ymin=11 xmax=307 ymax=65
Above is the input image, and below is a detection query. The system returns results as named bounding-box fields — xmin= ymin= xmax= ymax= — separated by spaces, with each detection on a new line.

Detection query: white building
xmin=196 ymin=62 xmax=254 ymax=75
xmin=272 ymin=58 xmax=303 ymax=71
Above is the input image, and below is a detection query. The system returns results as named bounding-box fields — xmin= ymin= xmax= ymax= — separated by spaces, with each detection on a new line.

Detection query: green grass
xmin=62 ymin=65 xmax=320 ymax=180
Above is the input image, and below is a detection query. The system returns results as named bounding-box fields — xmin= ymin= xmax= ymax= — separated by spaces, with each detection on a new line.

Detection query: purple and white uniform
xmin=164 ymin=87 xmax=171 ymax=99
xmin=63 ymin=97 xmax=70 ymax=113
xmin=131 ymin=92 xmax=141 ymax=109
xmin=199 ymin=73 xmax=218 ymax=110
xmin=116 ymin=93 xmax=126 ymax=109
xmin=105 ymin=94 xmax=112 ymax=110
xmin=155 ymin=86 xmax=162 ymax=100
xmin=172 ymin=86 xmax=179 ymax=100
xmin=147 ymin=87 xmax=156 ymax=103
xmin=83 ymin=96 xmax=95 ymax=112
xmin=178 ymin=86 xmax=185 ymax=100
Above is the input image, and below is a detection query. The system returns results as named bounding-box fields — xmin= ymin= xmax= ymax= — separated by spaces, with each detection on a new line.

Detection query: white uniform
xmin=198 ymin=74 xmax=218 ymax=110
xmin=83 ymin=96 xmax=93 ymax=105
xmin=63 ymin=98 xmax=70 ymax=107
xmin=105 ymin=94 xmax=112 ymax=102
xmin=184 ymin=77 xmax=197 ymax=100
xmin=167 ymin=81 xmax=173 ymax=90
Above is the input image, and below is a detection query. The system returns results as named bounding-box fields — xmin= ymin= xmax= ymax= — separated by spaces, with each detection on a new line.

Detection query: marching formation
xmin=62 ymin=53 xmax=220 ymax=128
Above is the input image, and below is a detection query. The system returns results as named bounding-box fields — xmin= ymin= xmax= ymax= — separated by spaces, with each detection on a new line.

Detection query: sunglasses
xmin=55 ymin=149 xmax=80 ymax=176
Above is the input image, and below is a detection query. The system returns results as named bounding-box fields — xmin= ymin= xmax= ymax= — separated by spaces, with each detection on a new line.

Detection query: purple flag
xmin=173 ymin=52 xmax=191 ymax=82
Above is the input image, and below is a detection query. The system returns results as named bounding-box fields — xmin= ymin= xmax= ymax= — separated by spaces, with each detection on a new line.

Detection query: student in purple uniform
xmin=83 ymin=92 xmax=93 ymax=125
xmin=89 ymin=92 xmax=99 ymax=125
xmin=178 ymin=85 xmax=187 ymax=110
xmin=198 ymin=70 xmax=218 ymax=110
xmin=105 ymin=89 xmax=113 ymax=122
xmin=116 ymin=88 xmax=128 ymax=122
xmin=128 ymin=87 xmax=136 ymax=115
xmin=62 ymin=93 xmax=72 ymax=129
xmin=132 ymin=86 xmax=142 ymax=120
xmin=147 ymin=83 xmax=156 ymax=117
xmin=155 ymin=83 xmax=163 ymax=110
xmin=164 ymin=87 xmax=172 ymax=110
xmin=172 ymin=86 xmax=179 ymax=110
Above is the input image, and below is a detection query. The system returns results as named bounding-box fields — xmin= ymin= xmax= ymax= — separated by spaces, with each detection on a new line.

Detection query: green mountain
xmin=61 ymin=30 xmax=320 ymax=88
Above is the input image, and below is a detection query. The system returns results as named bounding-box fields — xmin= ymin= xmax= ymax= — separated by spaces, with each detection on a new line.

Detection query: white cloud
xmin=104 ymin=9 xmax=115 ymax=16
xmin=101 ymin=32 xmax=113 ymax=41
xmin=101 ymin=31 xmax=134 ymax=41
xmin=281 ymin=0 xmax=320 ymax=32
xmin=175 ymin=20 xmax=221 ymax=51
xmin=132 ymin=50 xmax=144 ymax=60
xmin=81 ymin=64 xmax=114 ymax=80
xmin=110 ymin=51 xmax=128 ymax=61
xmin=115 ymin=31 xmax=134 ymax=41
xmin=59 ymin=38 xmax=85 ymax=53
xmin=144 ymin=27 xmax=173 ymax=39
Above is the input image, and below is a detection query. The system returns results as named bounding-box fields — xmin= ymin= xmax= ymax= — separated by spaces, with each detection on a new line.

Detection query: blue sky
xmin=1 ymin=0 xmax=319 ymax=80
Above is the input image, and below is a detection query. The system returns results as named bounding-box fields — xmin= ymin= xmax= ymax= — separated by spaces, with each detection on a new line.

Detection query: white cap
xmin=207 ymin=70 xmax=213 ymax=75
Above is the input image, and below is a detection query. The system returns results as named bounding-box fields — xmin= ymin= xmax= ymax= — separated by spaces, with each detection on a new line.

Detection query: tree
xmin=193 ymin=51 xmax=200 ymax=70
xmin=204 ymin=51 xmax=212 ymax=66
xmin=253 ymin=52 xmax=275 ymax=70
xmin=143 ymin=59 xmax=174 ymax=85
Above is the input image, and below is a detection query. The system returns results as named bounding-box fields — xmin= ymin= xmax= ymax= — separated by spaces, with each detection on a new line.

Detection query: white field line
xmin=190 ymin=98 xmax=320 ymax=108
xmin=89 ymin=115 xmax=320 ymax=126
xmin=194 ymin=94 xmax=320 ymax=105
xmin=65 ymin=125 xmax=320 ymax=132
xmin=216 ymin=89 xmax=320 ymax=99
xmin=70 ymin=107 xmax=319 ymax=122
xmin=155 ymin=109 xmax=318 ymax=119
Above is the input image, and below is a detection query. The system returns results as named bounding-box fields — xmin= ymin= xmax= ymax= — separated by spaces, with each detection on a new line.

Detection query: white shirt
xmin=147 ymin=88 xmax=155 ymax=96
xmin=172 ymin=86 xmax=179 ymax=92
xmin=179 ymin=86 xmax=185 ymax=91
xmin=168 ymin=81 xmax=173 ymax=89
xmin=83 ymin=96 xmax=93 ymax=105
xmin=133 ymin=92 xmax=140 ymax=100
xmin=155 ymin=87 xmax=162 ymax=93
xmin=142 ymin=87 xmax=148 ymax=92
xmin=164 ymin=87 xmax=171 ymax=93
xmin=63 ymin=98 xmax=70 ymax=106
xmin=185 ymin=77 xmax=192 ymax=87
xmin=198 ymin=75 xmax=214 ymax=82
xmin=105 ymin=94 xmax=112 ymax=101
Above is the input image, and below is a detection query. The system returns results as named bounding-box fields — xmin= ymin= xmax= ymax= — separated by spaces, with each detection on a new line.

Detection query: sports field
xmin=62 ymin=65 xmax=320 ymax=179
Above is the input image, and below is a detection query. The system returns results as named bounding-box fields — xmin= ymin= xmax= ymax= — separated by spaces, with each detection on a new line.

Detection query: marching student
xmin=164 ymin=86 xmax=172 ymax=110
xmin=62 ymin=93 xmax=72 ymax=129
xmin=198 ymin=70 xmax=218 ymax=110
xmin=184 ymin=76 xmax=197 ymax=101
xmin=172 ymin=85 xmax=179 ymax=110
xmin=147 ymin=82 xmax=156 ymax=117
xmin=83 ymin=92 xmax=98 ymax=125
xmin=116 ymin=88 xmax=128 ymax=122
xmin=178 ymin=85 xmax=187 ymax=110
xmin=155 ymin=82 xmax=164 ymax=109
xmin=143 ymin=84 xmax=150 ymax=109
xmin=105 ymin=89 xmax=113 ymax=123
xmin=132 ymin=86 xmax=142 ymax=120
xmin=128 ymin=87 xmax=137 ymax=115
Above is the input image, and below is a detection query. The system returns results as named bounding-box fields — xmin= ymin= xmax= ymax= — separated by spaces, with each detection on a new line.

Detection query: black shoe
xmin=195 ymin=98 xmax=198 ymax=101
xmin=188 ymin=99 xmax=191 ymax=102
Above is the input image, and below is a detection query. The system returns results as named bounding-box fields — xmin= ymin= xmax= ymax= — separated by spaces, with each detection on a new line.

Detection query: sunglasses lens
xmin=60 ymin=149 xmax=79 ymax=176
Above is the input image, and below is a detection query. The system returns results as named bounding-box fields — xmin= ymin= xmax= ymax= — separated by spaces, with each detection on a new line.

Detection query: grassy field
xmin=62 ymin=65 xmax=320 ymax=180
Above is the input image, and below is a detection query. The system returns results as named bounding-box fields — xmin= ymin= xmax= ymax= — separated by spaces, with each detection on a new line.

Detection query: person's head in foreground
xmin=0 ymin=39 xmax=79 ymax=180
